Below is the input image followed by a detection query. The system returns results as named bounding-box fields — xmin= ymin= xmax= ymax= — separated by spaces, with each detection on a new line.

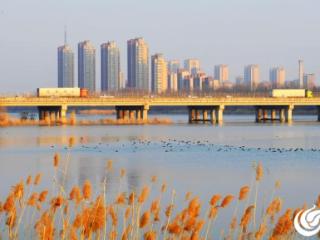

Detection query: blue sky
xmin=0 ymin=0 xmax=319 ymax=93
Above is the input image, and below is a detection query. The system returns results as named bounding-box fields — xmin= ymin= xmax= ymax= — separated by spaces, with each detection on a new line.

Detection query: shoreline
xmin=0 ymin=117 xmax=173 ymax=127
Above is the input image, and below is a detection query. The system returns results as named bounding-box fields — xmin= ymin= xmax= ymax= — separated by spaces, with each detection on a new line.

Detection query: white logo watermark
xmin=294 ymin=205 xmax=320 ymax=237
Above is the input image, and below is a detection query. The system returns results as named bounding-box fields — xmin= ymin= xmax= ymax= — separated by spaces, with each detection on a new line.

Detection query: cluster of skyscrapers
xmin=58 ymin=38 xmax=316 ymax=93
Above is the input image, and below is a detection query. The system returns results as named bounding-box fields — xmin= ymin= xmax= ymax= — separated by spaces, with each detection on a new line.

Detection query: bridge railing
xmin=2 ymin=90 xmax=320 ymax=99
xmin=1 ymin=96 xmax=320 ymax=105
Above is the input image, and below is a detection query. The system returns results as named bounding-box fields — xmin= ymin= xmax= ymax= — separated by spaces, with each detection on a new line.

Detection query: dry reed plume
xmin=0 ymin=108 xmax=173 ymax=127
xmin=0 ymin=141 xmax=311 ymax=240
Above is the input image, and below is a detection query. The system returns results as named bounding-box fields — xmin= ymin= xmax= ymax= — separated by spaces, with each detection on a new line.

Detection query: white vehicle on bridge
xmin=37 ymin=88 xmax=88 ymax=97
xmin=271 ymin=89 xmax=313 ymax=98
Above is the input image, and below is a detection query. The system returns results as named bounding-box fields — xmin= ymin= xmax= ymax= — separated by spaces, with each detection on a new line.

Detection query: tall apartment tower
xmin=167 ymin=60 xmax=180 ymax=74
xmin=235 ymin=76 xmax=244 ymax=86
xmin=304 ymin=73 xmax=316 ymax=89
xmin=78 ymin=40 xmax=96 ymax=92
xmin=101 ymin=41 xmax=121 ymax=92
xmin=184 ymin=59 xmax=200 ymax=75
xmin=214 ymin=64 xmax=229 ymax=84
xmin=58 ymin=44 xmax=74 ymax=88
xmin=177 ymin=69 xmax=191 ymax=91
xmin=299 ymin=60 xmax=304 ymax=88
xmin=151 ymin=54 xmax=168 ymax=94
xmin=244 ymin=65 xmax=260 ymax=90
xmin=270 ymin=67 xmax=286 ymax=88
xmin=127 ymin=38 xmax=149 ymax=91
xmin=168 ymin=73 xmax=178 ymax=92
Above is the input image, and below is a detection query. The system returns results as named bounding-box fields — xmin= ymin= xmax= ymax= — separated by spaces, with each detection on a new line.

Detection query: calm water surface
xmin=1 ymin=114 xmax=320 ymax=235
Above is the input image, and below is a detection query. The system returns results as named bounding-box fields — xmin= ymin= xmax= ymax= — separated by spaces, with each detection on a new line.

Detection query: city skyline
xmin=1 ymin=0 xmax=320 ymax=93
xmin=55 ymin=38 xmax=317 ymax=93
xmin=56 ymin=39 xmax=320 ymax=91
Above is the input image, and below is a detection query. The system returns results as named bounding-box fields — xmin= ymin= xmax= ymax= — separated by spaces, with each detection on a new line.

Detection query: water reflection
xmin=126 ymin=168 xmax=142 ymax=193
xmin=1 ymin=115 xmax=320 ymax=234
xmin=36 ymin=136 xmax=71 ymax=146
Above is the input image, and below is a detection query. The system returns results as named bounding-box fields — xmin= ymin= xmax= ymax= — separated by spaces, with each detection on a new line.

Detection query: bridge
xmin=1 ymin=96 xmax=320 ymax=124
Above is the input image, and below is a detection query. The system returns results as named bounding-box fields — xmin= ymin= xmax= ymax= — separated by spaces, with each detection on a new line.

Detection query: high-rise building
xmin=101 ymin=41 xmax=121 ymax=92
xmin=203 ymin=77 xmax=215 ymax=91
xmin=304 ymin=73 xmax=316 ymax=89
xmin=299 ymin=60 xmax=304 ymax=88
xmin=167 ymin=60 xmax=180 ymax=74
xmin=151 ymin=54 xmax=168 ymax=94
xmin=78 ymin=40 xmax=96 ymax=92
xmin=270 ymin=67 xmax=286 ymax=88
xmin=184 ymin=59 xmax=200 ymax=75
xmin=214 ymin=64 xmax=229 ymax=84
xmin=244 ymin=65 xmax=259 ymax=90
xmin=193 ymin=72 xmax=206 ymax=91
xmin=58 ymin=44 xmax=74 ymax=88
xmin=177 ymin=69 xmax=190 ymax=91
xmin=119 ymin=71 xmax=125 ymax=89
xmin=127 ymin=38 xmax=149 ymax=91
xmin=168 ymin=73 xmax=178 ymax=92
xmin=235 ymin=76 xmax=244 ymax=86
xmin=183 ymin=76 xmax=194 ymax=92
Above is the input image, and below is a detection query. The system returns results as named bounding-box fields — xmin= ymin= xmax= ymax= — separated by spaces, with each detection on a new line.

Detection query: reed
xmin=0 ymin=107 xmax=9 ymax=127
xmin=0 ymin=110 xmax=173 ymax=127
xmin=253 ymin=162 xmax=263 ymax=229
xmin=0 ymin=148 xmax=307 ymax=240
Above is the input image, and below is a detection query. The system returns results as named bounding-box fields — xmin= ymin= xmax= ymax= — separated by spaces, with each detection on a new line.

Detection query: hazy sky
xmin=0 ymin=0 xmax=319 ymax=93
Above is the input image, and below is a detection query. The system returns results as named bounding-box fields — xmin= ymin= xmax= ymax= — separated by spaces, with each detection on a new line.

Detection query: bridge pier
xmin=203 ymin=110 xmax=208 ymax=122
xmin=143 ymin=105 xmax=149 ymax=122
xmin=188 ymin=105 xmax=224 ymax=124
xmin=188 ymin=109 xmax=193 ymax=123
xmin=271 ymin=109 xmax=276 ymax=120
xmin=125 ymin=110 xmax=130 ymax=120
xmin=280 ymin=109 xmax=286 ymax=123
xmin=44 ymin=111 xmax=50 ymax=123
xmin=129 ymin=110 xmax=135 ymax=120
xmin=262 ymin=109 xmax=268 ymax=121
xmin=210 ymin=109 xmax=216 ymax=124
xmin=38 ymin=106 xmax=68 ymax=124
xmin=136 ymin=110 xmax=142 ymax=120
xmin=188 ymin=107 xmax=208 ymax=123
xmin=60 ymin=105 xmax=68 ymax=124
xmin=216 ymin=105 xmax=224 ymax=124
xmin=39 ymin=110 xmax=45 ymax=121
xmin=255 ymin=108 xmax=262 ymax=122
xmin=50 ymin=112 xmax=56 ymax=122
xmin=255 ymin=105 xmax=294 ymax=123
xmin=285 ymin=105 xmax=294 ymax=123
xmin=115 ymin=105 xmax=149 ymax=123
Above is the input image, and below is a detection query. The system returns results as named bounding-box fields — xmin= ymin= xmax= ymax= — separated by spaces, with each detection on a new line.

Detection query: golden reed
xmin=0 ymin=147 xmax=313 ymax=240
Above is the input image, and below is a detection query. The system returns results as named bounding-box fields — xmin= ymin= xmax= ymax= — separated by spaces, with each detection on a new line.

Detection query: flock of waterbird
xmin=55 ymin=137 xmax=319 ymax=154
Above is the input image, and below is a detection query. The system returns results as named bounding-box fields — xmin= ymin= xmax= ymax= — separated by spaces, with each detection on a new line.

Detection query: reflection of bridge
xmin=1 ymin=96 xmax=320 ymax=124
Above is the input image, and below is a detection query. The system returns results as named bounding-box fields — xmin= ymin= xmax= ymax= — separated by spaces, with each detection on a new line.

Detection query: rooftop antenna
xmin=64 ymin=25 xmax=67 ymax=45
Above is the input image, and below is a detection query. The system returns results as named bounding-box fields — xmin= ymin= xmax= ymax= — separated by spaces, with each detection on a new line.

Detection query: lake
xmin=0 ymin=113 xmax=319 ymax=237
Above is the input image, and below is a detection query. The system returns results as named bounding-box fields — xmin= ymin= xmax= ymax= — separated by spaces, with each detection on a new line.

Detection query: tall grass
xmin=0 ymin=109 xmax=173 ymax=127
xmin=0 ymin=139 xmax=312 ymax=240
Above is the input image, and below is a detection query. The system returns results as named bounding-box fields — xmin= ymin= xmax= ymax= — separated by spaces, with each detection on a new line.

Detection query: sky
xmin=0 ymin=0 xmax=320 ymax=93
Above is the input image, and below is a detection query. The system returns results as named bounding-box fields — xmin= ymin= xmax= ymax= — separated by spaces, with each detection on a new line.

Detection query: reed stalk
xmin=162 ymin=189 xmax=176 ymax=240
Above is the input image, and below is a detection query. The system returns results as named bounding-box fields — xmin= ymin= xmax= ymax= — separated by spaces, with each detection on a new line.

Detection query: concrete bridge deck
xmin=2 ymin=96 xmax=320 ymax=106
xmin=1 ymin=96 xmax=320 ymax=124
